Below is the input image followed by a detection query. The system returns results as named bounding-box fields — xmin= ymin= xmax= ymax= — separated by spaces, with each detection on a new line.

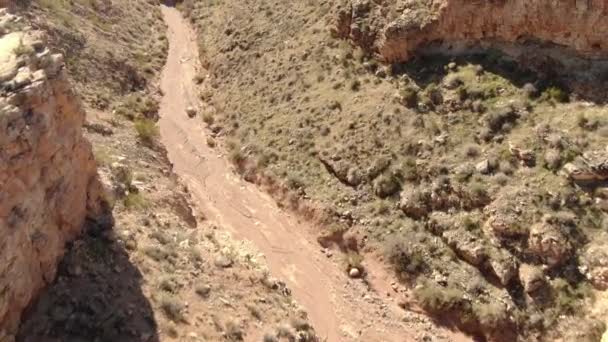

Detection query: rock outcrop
xmin=334 ymin=0 xmax=608 ymax=63
xmin=0 ymin=11 xmax=104 ymax=340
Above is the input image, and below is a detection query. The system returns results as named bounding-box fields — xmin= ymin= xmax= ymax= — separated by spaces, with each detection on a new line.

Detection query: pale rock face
xmin=519 ymin=264 xmax=546 ymax=294
xmin=580 ymin=234 xmax=608 ymax=290
xmin=0 ymin=11 xmax=104 ymax=339
xmin=335 ymin=0 xmax=608 ymax=63
xmin=528 ymin=220 xmax=572 ymax=267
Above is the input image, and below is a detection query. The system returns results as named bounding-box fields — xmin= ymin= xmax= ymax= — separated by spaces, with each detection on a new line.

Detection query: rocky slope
xmin=0 ymin=11 xmax=106 ymax=340
xmin=182 ymin=0 xmax=608 ymax=340
xmin=3 ymin=2 xmax=319 ymax=341
xmin=334 ymin=0 xmax=608 ymax=100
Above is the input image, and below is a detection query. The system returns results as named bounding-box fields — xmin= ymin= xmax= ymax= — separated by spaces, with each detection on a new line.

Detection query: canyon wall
xmin=0 ymin=10 xmax=105 ymax=340
xmin=335 ymin=0 xmax=608 ymax=62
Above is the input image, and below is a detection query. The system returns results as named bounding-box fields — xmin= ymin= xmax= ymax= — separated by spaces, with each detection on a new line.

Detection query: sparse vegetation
xmin=123 ymin=192 xmax=148 ymax=209
xmin=134 ymin=118 xmax=160 ymax=145
xmin=159 ymin=296 xmax=185 ymax=323
xmin=17 ymin=0 xmax=608 ymax=341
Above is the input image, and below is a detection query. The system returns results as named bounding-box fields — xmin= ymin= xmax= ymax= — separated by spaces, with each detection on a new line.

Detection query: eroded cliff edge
xmin=334 ymin=0 xmax=608 ymax=98
xmin=0 ymin=11 xmax=105 ymax=340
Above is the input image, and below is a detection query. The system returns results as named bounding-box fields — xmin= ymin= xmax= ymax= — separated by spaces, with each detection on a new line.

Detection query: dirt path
xmin=158 ymin=6 xmax=467 ymax=342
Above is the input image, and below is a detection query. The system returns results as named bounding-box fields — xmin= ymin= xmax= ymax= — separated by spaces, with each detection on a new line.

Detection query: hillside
xmin=180 ymin=0 xmax=608 ymax=340
xmin=2 ymin=0 xmax=608 ymax=341
xmin=3 ymin=1 xmax=318 ymax=341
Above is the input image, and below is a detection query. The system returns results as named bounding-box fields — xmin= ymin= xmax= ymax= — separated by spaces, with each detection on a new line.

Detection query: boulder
xmin=519 ymin=264 xmax=546 ymax=294
xmin=399 ymin=186 xmax=430 ymax=219
xmin=443 ymin=229 xmax=486 ymax=266
xmin=580 ymin=238 xmax=608 ymax=290
xmin=528 ymin=219 xmax=572 ymax=267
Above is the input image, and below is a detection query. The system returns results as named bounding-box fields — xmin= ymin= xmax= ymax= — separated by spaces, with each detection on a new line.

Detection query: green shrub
xmin=373 ymin=173 xmax=401 ymax=198
xmin=540 ymin=86 xmax=569 ymax=103
xmin=343 ymin=251 xmax=364 ymax=271
xmin=202 ymin=112 xmax=214 ymax=125
xmin=473 ymin=301 xmax=508 ymax=329
xmin=134 ymin=118 xmax=159 ymax=144
xmin=400 ymin=86 xmax=419 ymax=108
xmin=414 ymin=281 xmax=468 ymax=313
xmin=385 ymin=235 xmax=426 ymax=276
xmin=13 ymin=39 xmax=34 ymax=56
xmin=124 ymin=192 xmax=148 ymax=209
xmin=159 ymin=296 xmax=185 ymax=323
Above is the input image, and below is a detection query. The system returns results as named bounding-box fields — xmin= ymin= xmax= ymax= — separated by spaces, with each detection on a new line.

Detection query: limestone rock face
xmin=0 ymin=11 xmax=104 ymax=339
xmin=334 ymin=0 xmax=608 ymax=63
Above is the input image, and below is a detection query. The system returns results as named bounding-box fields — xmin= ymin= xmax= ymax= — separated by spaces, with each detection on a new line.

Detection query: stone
xmin=519 ymin=264 xmax=546 ymax=294
xmin=562 ymin=150 xmax=608 ymax=183
xmin=580 ymin=235 xmax=608 ymax=290
xmin=348 ymin=268 xmax=361 ymax=278
xmin=442 ymin=229 xmax=486 ymax=266
xmin=399 ymin=185 xmax=430 ymax=219
xmin=214 ymin=255 xmax=233 ymax=268
xmin=475 ymin=159 xmax=491 ymax=174
xmin=186 ymin=106 xmax=197 ymax=118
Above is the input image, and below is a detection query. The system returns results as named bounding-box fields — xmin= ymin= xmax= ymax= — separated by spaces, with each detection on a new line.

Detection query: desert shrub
xmin=463 ymin=215 xmax=480 ymax=231
xmin=414 ymin=281 xmax=468 ymax=313
xmin=540 ymin=86 xmax=569 ymax=103
xmin=373 ymin=173 xmax=401 ymax=198
xmin=229 ymin=149 xmax=245 ymax=165
xmin=469 ymin=181 xmax=488 ymax=199
xmin=114 ymin=166 xmax=133 ymax=187
xmin=543 ymin=149 xmax=562 ymax=170
xmin=499 ymin=160 xmax=515 ymax=175
xmin=576 ymin=113 xmax=588 ymax=128
xmin=522 ymin=83 xmax=538 ymax=98
xmin=464 ymin=144 xmax=481 ymax=158
xmin=13 ymin=38 xmax=34 ymax=56
xmin=400 ymin=86 xmax=419 ymax=108
xmin=246 ymin=303 xmax=262 ymax=320
xmin=117 ymin=95 xmax=160 ymax=120
xmin=473 ymin=301 xmax=509 ymax=329
xmin=124 ymin=192 xmax=148 ymax=209
xmin=343 ymin=251 xmax=364 ymax=272
xmin=263 ymin=334 xmax=278 ymax=342
xmin=195 ymin=283 xmax=211 ymax=298
xmin=160 ymin=296 xmax=185 ymax=322
xmin=150 ymin=230 xmax=171 ymax=245
xmin=202 ymin=112 xmax=214 ymax=125
xmin=398 ymin=158 xmax=419 ymax=181
xmin=384 ymin=235 xmax=426 ymax=277
xmin=484 ymin=106 xmax=519 ymax=133
xmin=225 ymin=320 xmax=244 ymax=341
xmin=424 ymin=83 xmax=443 ymax=106
xmin=286 ymin=173 xmax=304 ymax=189
xmin=553 ymin=279 xmax=592 ymax=315
xmin=159 ymin=276 xmax=179 ymax=293
xmin=134 ymin=118 xmax=159 ymax=145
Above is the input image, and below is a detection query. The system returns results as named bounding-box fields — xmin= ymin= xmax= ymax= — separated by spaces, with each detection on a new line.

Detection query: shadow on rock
xmin=16 ymin=218 xmax=158 ymax=342
xmin=390 ymin=45 xmax=608 ymax=104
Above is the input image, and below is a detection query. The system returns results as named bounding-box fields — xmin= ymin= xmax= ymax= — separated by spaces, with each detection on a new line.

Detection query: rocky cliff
xmin=335 ymin=0 xmax=608 ymax=62
xmin=0 ymin=10 xmax=104 ymax=340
